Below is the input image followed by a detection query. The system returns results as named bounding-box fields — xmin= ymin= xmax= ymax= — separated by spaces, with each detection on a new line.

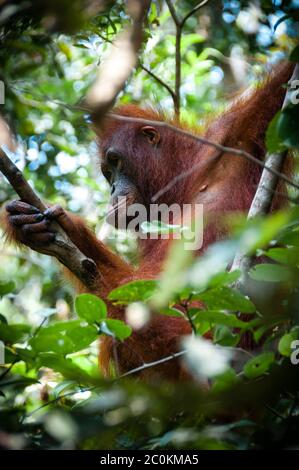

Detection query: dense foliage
xmin=0 ymin=0 xmax=299 ymax=450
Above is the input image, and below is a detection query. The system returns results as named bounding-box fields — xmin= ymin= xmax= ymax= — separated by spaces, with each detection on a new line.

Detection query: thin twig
xmin=166 ymin=0 xmax=181 ymax=117
xmin=181 ymin=0 xmax=209 ymax=28
xmin=139 ymin=63 xmax=176 ymax=105
xmin=22 ymin=386 xmax=98 ymax=423
xmin=119 ymin=350 xmax=186 ymax=378
xmin=166 ymin=0 xmax=209 ymax=118
xmin=23 ymin=350 xmax=187 ymax=420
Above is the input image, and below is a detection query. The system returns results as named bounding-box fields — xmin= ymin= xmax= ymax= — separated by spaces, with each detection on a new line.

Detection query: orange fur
xmin=1 ymin=63 xmax=294 ymax=381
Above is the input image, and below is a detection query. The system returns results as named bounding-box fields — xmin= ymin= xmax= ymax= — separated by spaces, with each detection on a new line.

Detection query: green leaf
xmin=266 ymin=105 xmax=299 ymax=152
xmin=207 ymin=270 xmax=241 ymax=289
xmin=75 ymin=294 xmax=107 ymax=323
xmin=0 ymin=281 xmax=15 ymax=296
xmin=3 ymin=347 xmax=18 ymax=364
xmin=181 ymin=33 xmax=205 ymax=53
xmin=152 ymin=238 xmax=193 ymax=308
xmin=277 ymin=105 xmax=299 ymax=149
xmin=109 ymin=280 xmax=158 ymax=304
xmin=265 ymin=111 xmax=282 ymax=153
xmin=238 ymin=211 xmax=290 ymax=255
xmin=243 ymin=352 xmax=275 ymax=379
xmin=0 ymin=314 xmax=8 ymax=324
xmin=192 ymin=309 xmax=250 ymax=328
xmin=278 ymin=327 xmax=299 ymax=357
xmin=290 ymin=45 xmax=299 ymax=62
xmin=30 ymin=320 xmax=97 ymax=354
xmin=278 ymin=230 xmax=299 ymax=247
xmin=0 ymin=375 xmax=39 ymax=388
xmin=213 ymin=325 xmax=240 ymax=347
xmin=212 ymin=368 xmax=239 ymax=392
xmin=0 ymin=324 xmax=31 ymax=344
xmin=37 ymin=353 xmax=99 ymax=384
xmin=100 ymin=319 xmax=132 ymax=340
xmin=194 ymin=287 xmax=255 ymax=313
xmin=249 ymin=264 xmax=293 ymax=282
xmin=264 ymin=247 xmax=299 ymax=266
xmin=53 ymin=380 xmax=78 ymax=398
xmin=30 ymin=334 xmax=75 ymax=355
xmin=159 ymin=307 xmax=184 ymax=317
xmin=15 ymin=347 xmax=36 ymax=362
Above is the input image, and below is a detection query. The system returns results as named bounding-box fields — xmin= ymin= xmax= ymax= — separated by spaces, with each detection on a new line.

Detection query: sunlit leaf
xmin=192 ymin=309 xmax=250 ymax=328
xmin=243 ymin=352 xmax=275 ymax=379
xmin=109 ymin=280 xmax=158 ymax=304
xmin=99 ymin=319 xmax=132 ymax=340
xmin=75 ymin=294 xmax=107 ymax=323
xmin=193 ymin=287 xmax=255 ymax=313
xmin=278 ymin=327 xmax=299 ymax=357
xmin=0 ymin=324 xmax=31 ymax=344
xmin=0 ymin=281 xmax=15 ymax=297
xmin=249 ymin=264 xmax=293 ymax=282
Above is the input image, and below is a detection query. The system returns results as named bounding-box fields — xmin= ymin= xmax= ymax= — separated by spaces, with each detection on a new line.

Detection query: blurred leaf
xmin=37 ymin=353 xmax=99 ymax=384
xmin=100 ymin=319 xmax=132 ymax=341
xmin=213 ymin=325 xmax=240 ymax=347
xmin=290 ymin=45 xmax=299 ymax=62
xmin=243 ymin=352 xmax=275 ymax=379
xmin=192 ymin=309 xmax=250 ymax=328
xmin=238 ymin=211 xmax=290 ymax=255
xmin=0 ymin=324 xmax=31 ymax=344
xmin=30 ymin=320 xmax=97 ymax=354
xmin=207 ymin=270 xmax=241 ymax=289
xmin=249 ymin=264 xmax=293 ymax=282
xmin=211 ymin=368 xmax=239 ymax=392
xmin=277 ymin=105 xmax=299 ymax=149
xmin=151 ymin=238 xmax=193 ymax=308
xmin=0 ymin=314 xmax=8 ymax=324
xmin=181 ymin=34 xmax=205 ymax=54
xmin=193 ymin=287 xmax=255 ymax=313
xmin=278 ymin=229 xmax=299 ymax=246
xmin=109 ymin=280 xmax=158 ymax=304
xmin=0 ymin=375 xmax=39 ymax=388
xmin=265 ymin=112 xmax=282 ymax=153
xmin=53 ymin=380 xmax=78 ymax=398
xmin=159 ymin=307 xmax=184 ymax=317
xmin=0 ymin=281 xmax=15 ymax=296
xmin=278 ymin=327 xmax=299 ymax=357
xmin=264 ymin=247 xmax=299 ymax=266
xmin=75 ymin=294 xmax=107 ymax=323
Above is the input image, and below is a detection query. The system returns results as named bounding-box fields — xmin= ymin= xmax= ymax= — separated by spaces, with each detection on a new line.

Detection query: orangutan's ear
xmin=141 ymin=126 xmax=161 ymax=145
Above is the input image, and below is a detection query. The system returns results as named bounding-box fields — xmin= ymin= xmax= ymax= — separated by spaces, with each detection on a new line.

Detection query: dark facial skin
xmin=100 ymin=147 xmax=140 ymax=227
xmin=100 ymin=126 xmax=160 ymax=228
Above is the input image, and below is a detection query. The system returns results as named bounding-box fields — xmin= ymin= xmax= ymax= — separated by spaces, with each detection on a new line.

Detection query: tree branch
xmin=166 ymin=0 xmax=209 ymax=119
xmin=166 ymin=0 xmax=181 ymax=117
xmin=139 ymin=62 xmax=176 ymax=105
xmin=0 ymin=142 xmax=99 ymax=291
xmin=181 ymin=0 xmax=209 ymax=28
xmin=230 ymin=64 xmax=299 ymax=281
xmin=119 ymin=350 xmax=186 ymax=378
xmin=85 ymin=0 xmax=151 ymax=124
